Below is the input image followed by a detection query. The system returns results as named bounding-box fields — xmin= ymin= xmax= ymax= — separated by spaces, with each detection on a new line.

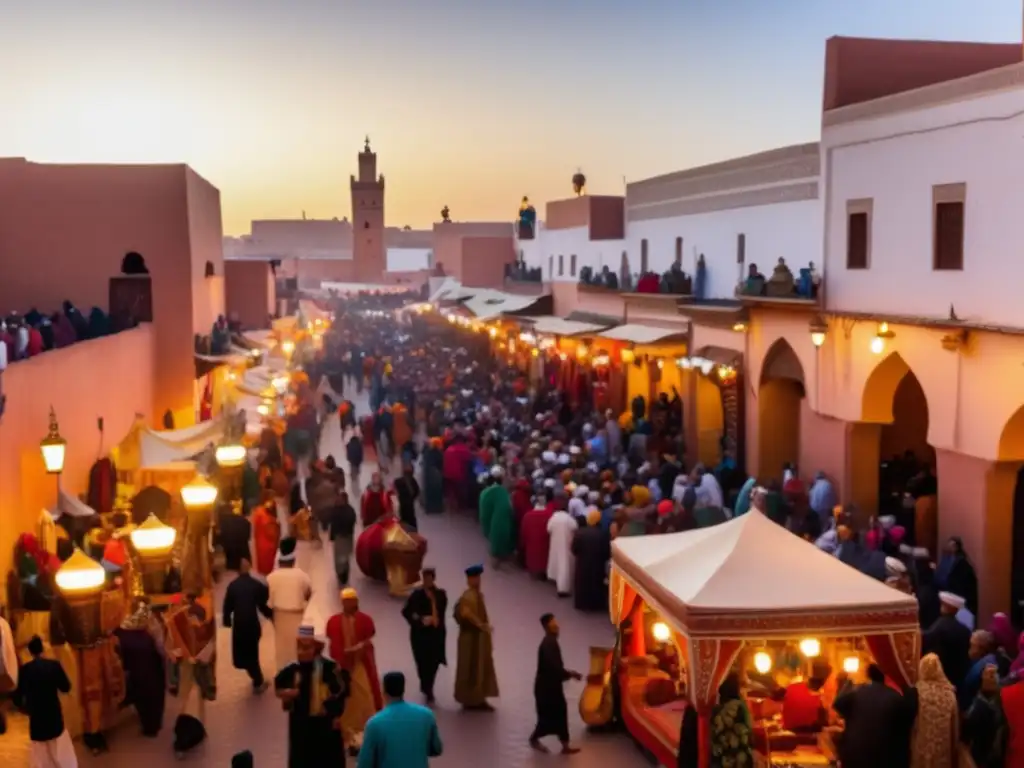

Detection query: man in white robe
xmin=546 ymin=506 xmax=578 ymax=597
xmin=267 ymin=538 xmax=312 ymax=672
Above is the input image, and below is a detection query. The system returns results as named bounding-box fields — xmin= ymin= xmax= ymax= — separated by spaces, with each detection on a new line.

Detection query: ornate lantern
xmin=40 ymin=407 xmax=67 ymax=475
xmin=130 ymin=514 xmax=177 ymax=594
xmin=54 ymin=549 xmax=106 ymax=646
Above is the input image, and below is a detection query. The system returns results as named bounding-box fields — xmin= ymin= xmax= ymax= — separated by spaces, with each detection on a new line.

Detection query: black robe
xmin=832 ymin=681 xmax=913 ymax=768
xmin=218 ymin=512 xmax=252 ymax=572
xmin=402 ymin=587 xmax=448 ymax=693
xmin=222 ymin=574 xmax=272 ymax=671
xmin=571 ymin=526 xmax=611 ymax=612
xmin=275 ymin=659 xmax=349 ymax=768
xmin=394 ymin=475 xmax=420 ymax=530
xmin=533 ymin=634 xmax=571 ymax=742
xmin=114 ymin=626 xmax=166 ymax=736
xmin=922 ymin=614 xmax=971 ymax=691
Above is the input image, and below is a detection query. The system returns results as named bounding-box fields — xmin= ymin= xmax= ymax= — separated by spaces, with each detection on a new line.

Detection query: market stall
xmin=605 ymin=511 xmax=920 ymax=767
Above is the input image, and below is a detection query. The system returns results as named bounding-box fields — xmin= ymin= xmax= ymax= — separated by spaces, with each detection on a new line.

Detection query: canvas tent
xmin=113 ymin=416 xmax=228 ymax=473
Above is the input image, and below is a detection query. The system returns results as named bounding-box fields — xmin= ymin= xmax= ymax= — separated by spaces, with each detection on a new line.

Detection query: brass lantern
xmin=130 ymin=514 xmax=177 ymax=595
xmin=54 ymin=549 xmax=106 ymax=646
xmin=40 ymin=407 xmax=67 ymax=475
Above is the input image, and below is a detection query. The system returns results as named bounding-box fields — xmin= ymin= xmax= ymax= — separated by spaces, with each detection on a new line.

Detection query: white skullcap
xmin=476 ymin=473 xmax=489 ymax=485
xmin=569 ymin=445 xmax=582 ymax=456
xmin=531 ymin=430 xmax=542 ymax=439
xmin=535 ymin=414 xmax=546 ymax=422
xmin=542 ymin=451 xmax=557 ymax=463
xmin=489 ymin=465 xmax=504 ymax=479
xmin=532 ymin=468 xmax=545 ymax=480
xmin=878 ymin=515 xmax=896 ymax=530
xmin=575 ymin=485 xmax=589 ymax=498
xmin=884 ymin=556 xmax=906 ymax=576
xmin=586 ymin=462 xmax=599 ymax=474
xmin=939 ymin=592 xmax=966 ymax=610
xmin=557 ymin=453 xmax=570 ymax=465
xmin=587 ymin=491 xmax=600 ymax=503
xmin=543 ymin=478 xmax=556 ymax=489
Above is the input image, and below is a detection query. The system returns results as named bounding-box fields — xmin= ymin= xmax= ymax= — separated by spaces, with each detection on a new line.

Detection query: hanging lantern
xmin=215 ymin=443 xmax=247 ymax=469
xmin=130 ymin=514 xmax=177 ymax=594
xmin=40 ymin=407 xmax=67 ymax=475
xmin=181 ymin=476 xmax=218 ymax=511
xmin=54 ymin=549 xmax=106 ymax=646
xmin=809 ymin=315 xmax=828 ymax=348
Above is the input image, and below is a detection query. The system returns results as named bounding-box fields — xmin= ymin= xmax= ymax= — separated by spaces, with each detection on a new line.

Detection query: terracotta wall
xmin=460 ymin=236 xmax=517 ymax=288
xmin=430 ymin=222 xmax=513 ymax=285
xmin=294 ymin=258 xmax=356 ymax=288
xmin=545 ymin=196 xmax=625 ymax=239
xmin=0 ymin=325 xmax=156 ymax=576
xmin=823 ymin=36 xmax=1020 ymax=111
xmin=0 ymin=159 xmax=223 ymax=426
xmin=225 ymin=260 xmax=275 ymax=329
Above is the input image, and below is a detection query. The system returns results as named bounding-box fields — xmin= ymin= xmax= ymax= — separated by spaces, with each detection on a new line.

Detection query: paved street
xmin=1 ymin=391 xmax=651 ymax=767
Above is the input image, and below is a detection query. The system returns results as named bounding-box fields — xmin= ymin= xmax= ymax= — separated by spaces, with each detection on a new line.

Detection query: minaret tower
xmin=350 ymin=136 xmax=386 ymax=282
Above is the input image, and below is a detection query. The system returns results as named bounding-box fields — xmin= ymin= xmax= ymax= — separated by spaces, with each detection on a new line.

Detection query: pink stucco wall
xmin=225 ymin=260 xmax=275 ymax=329
xmin=0 ymin=158 xmax=224 ymax=425
xmin=0 ymin=326 xmax=156 ymax=576
xmin=431 ymin=222 xmax=512 ymax=285
xmin=460 ymin=236 xmax=517 ymax=288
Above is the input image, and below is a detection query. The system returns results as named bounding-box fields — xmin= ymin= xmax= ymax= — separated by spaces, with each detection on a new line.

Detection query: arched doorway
xmin=861 ymin=352 xmax=936 ymax=548
xmin=757 ymin=339 xmax=805 ymax=482
xmin=999 ymin=407 xmax=1024 ymax=623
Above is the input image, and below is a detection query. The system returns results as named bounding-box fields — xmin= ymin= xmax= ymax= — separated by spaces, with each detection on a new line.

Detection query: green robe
xmin=486 ymin=487 xmax=515 ymax=559
xmin=478 ymin=483 xmax=500 ymax=538
xmin=453 ymin=588 xmax=499 ymax=707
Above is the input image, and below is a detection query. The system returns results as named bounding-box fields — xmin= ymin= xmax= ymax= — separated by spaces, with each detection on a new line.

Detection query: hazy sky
xmin=2 ymin=1 xmax=1022 ymax=235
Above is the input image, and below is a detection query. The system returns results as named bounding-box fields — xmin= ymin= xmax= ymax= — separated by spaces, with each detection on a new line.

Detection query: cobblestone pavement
xmin=1 ymin=390 xmax=653 ymax=767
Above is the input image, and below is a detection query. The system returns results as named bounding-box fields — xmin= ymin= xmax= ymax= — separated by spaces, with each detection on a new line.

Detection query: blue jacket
xmin=357 ymin=700 xmax=443 ymax=768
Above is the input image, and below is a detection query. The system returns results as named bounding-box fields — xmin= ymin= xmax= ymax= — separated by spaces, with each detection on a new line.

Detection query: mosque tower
xmin=350 ymin=136 xmax=386 ymax=282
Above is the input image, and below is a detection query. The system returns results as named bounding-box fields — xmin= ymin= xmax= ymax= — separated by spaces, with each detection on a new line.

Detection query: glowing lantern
xmin=54 ymin=549 xmax=106 ymax=597
xmin=181 ymin=476 xmax=218 ymax=511
xmin=842 ymin=655 xmax=861 ymax=674
xmin=754 ymin=651 xmax=773 ymax=675
xmin=651 ymin=621 xmax=671 ymax=643
xmin=131 ymin=514 xmax=178 ymax=557
xmin=215 ymin=443 xmax=247 ymax=469
xmin=40 ymin=407 xmax=67 ymax=475
xmin=799 ymin=638 xmax=821 ymax=658
xmin=809 ymin=315 xmax=828 ymax=348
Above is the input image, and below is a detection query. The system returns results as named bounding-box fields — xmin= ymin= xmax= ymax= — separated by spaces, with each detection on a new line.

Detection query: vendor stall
xmin=603 ymin=511 xmax=920 ymax=767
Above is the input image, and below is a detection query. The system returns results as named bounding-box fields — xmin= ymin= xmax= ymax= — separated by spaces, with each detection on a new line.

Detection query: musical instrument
xmin=579 ymin=645 xmax=615 ymax=727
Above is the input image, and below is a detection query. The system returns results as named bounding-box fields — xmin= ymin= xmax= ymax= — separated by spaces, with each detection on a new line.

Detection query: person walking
xmin=267 ymin=538 xmax=312 ymax=672
xmin=401 ymin=567 xmax=448 ymax=703
xmin=223 ymin=557 xmax=273 ymax=693
xmin=19 ymin=635 xmax=77 ymax=768
xmin=529 ymin=614 xmax=582 ymax=755
xmin=357 ymin=671 xmax=443 ymax=768
xmin=324 ymin=490 xmax=357 ymax=586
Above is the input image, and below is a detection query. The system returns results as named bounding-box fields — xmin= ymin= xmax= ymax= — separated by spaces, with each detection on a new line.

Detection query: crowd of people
xmin=7 ymin=287 xmax=1024 ymax=767
xmin=0 ymin=301 xmax=120 ymax=370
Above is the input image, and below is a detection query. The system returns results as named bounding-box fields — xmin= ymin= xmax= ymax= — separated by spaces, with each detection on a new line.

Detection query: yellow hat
xmin=341 ymin=587 xmax=358 ymax=601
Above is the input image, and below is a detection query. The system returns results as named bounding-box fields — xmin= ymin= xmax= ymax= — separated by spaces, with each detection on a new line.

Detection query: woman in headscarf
xmin=621 ymin=486 xmax=651 ymax=536
xmin=990 ymin=613 xmax=1019 ymax=675
xmin=905 ymin=653 xmax=958 ymax=768
xmin=935 ymin=537 xmax=979 ymax=616
xmin=520 ymin=488 xmax=555 ymax=578
xmin=963 ymin=664 xmax=1006 ymax=767
xmin=710 ymin=672 xmax=753 ymax=768
xmin=571 ymin=509 xmax=611 ymax=612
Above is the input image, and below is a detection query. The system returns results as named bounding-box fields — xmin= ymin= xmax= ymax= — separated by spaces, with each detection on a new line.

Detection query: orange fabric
xmin=252 ymin=505 xmax=280 ymax=576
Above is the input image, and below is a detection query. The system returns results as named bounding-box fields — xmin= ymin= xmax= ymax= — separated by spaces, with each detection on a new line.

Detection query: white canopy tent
xmin=611 ymin=510 xmax=918 ymax=636
xmin=521 ymin=315 xmax=609 ymax=336
xmin=114 ymin=416 xmax=228 ymax=472
xmin=596 ymin=324 xmax=688 ymax=345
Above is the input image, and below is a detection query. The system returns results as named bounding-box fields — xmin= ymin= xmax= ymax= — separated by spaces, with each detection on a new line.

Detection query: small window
xmin=736 ymin=233 xmax=746 ymax=264
xmin=548 ymin=255 xmax=554 ymax=280
xmin=364 ymin=221 xmax=370 ymax=229
xmin=570 ymin=254 xmax=577 ymax=276
xmin=558 ymin=255 xmax=564 ymax=276
xmin=933 ymin=183 xmax=966 ymax=271
xmin=674 ymin=237 xmax=683 ymax=267
xmin=846 ymin=199 xmax=872 ymax=269
xmin=640 ymin=239 xmax=649 ymax=273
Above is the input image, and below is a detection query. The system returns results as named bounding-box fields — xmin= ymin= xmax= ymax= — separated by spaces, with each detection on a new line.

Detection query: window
xmin=736 ymin=233 xmax=746 ymax=264
xmin=570 ymin=254 xmax=577 ymax=276
xmin=558 ymin=255 xmax=564 ymax=276
xmin=846 ymin=199 xmax=872 ymax=269
xmin=548 ymin=255 xmax=554 ymax=280
xmin=674 ymin=237 xmax=683 ymax=267
xmin=933 ymin=183 xmax=966 ymax=271
xmin=640 ymin=239 xmax=649 ymax=273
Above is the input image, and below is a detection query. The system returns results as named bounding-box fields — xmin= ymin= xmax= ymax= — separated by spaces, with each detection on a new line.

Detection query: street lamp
xmin=130 ymin=514 xmax=177 ymax=594
xmin=216 ymin=442 xmax=247 ymax=514
xmin=40 ymin=407 xmax=67 ymax=475
xmin=54 ymin=549 xmax=107 ymax=646
xmin=809 ymin=315 xmax=828 ymax=348
xmin=180 ymin=475 xmax=218 ymax=591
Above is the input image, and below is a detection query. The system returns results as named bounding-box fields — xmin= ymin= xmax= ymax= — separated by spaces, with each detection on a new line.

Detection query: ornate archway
xmin=757 ymin=339 xmax=805 ymax=481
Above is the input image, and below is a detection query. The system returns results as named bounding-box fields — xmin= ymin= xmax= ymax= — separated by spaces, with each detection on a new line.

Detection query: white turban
xmin=557 ymin=453 xmax=570 ymax=465
xmin=569 ymin=445 xmax=582 ymax=456
xmin=532 ymin=468 xmax=545 ymax=480
xmin=542 ymin=451 xmax=557 ymax=463
xmin=575 ymin=485 xmax=589 ymax=498
xmin=543 ymin=478 xmax=556 ymax=489
xmin=489 ymin=465 xmax=504 ymax=479
xmin=588 ymin=491 xmax=600 ymax=503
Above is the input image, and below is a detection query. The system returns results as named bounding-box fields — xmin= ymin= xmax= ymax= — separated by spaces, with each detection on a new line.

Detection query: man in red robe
xmin=360 ymin=472 xmax=393 ymax=527
xmin=251 ymin=495 xmax=280 ymax=577
xmin=520 ymin=489 xmax=555 ymax=579
xmin=326 ymin=587 xmax=382 ymax=752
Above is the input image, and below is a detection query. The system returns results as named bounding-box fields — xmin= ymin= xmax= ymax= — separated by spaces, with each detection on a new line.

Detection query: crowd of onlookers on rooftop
xmin=0 ymin=302 xmax=123 ymax=372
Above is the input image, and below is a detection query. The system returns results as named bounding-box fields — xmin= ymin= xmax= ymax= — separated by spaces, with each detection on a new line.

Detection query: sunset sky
xmin=2 ymin=0 xmax=1022 ymax=235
